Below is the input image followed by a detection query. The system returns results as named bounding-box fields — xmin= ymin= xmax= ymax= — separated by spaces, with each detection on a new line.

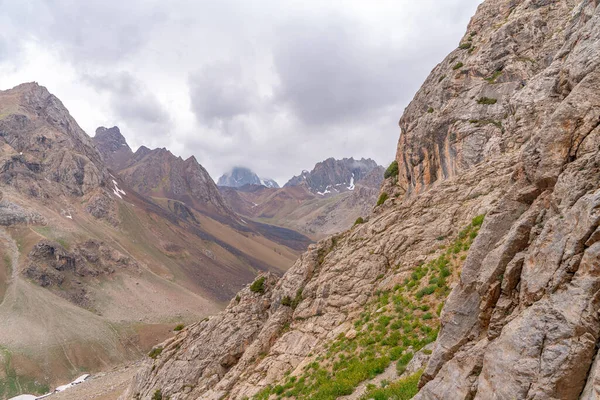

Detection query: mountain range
xmin=218 ymin=167 xmax=279 ymax=189
xmin=0 ymin=82 xmax=312 ymax=397
xmin=219 ymin=158 xmax=384 ymax=239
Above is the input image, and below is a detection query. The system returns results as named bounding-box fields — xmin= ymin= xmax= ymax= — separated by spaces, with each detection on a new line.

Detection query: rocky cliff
xmin=93 ymin=126 xmax=134 ymax=171
xmin=123 ymin=0 xmax=600 ymax=399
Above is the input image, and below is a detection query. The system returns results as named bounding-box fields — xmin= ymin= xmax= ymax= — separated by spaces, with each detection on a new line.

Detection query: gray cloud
xmin=189 ymin=62 xmax=261 ymax=125
xmin=0 ymin=0 xmax=483 ymax=183
xmin=83 ymin=71 xmax=171 ymax=141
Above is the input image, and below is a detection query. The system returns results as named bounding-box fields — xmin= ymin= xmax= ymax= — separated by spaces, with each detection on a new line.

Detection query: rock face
xmin=119 ymin=146 xmax=232 ymax=217
xmin=123 ymin=0 xmax=600 ymax=399
xmin=218 ymin=167 xmax=280 ymax=189
xmin=93 ymin=126 xmax=134 ymax=170
xmin=285 ymin=157 xmax=383 ymax=195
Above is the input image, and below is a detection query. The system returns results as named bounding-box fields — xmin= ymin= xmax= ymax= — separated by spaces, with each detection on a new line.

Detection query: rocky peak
xmin=93 ymin=126 xmax=133 ymax=170
xmin=119 ymin=146 xmax=232 ymax=217
xmin=218 ymin=167 xmax=280 ymax=189
xmin=285 ymin=157 xmax=383 ymax=195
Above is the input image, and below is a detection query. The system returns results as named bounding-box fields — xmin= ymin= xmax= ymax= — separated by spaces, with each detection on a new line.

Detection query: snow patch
xmin=112 ymin=180 xmax=126 ymax=199
xmin=347 ymin=173 xmax=355 ymax=191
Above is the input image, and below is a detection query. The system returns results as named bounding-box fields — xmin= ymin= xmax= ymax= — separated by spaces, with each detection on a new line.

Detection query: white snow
xmin=9 ymin=395 xmax=37 ymax=400
xmin=66 ymin=215 xmax=72 ymax=219
xmin=55 ymin=384 xmax=72 ymax=392
xmin=347 ymin=173 xmax=355 ymax=191
xmin=72 ymin=374 xmax=90 ymax=384
xmin=112 ymin=180 xmax=126 ymax=199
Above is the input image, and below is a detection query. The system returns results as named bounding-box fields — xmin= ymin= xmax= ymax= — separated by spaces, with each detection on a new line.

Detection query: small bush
xmin=459 ymin=42 xmax=472 ymax=50
xmin=354 ymin=217 xmax=365 ymax=226
xmin=148 ymin=347 xmax=163 ymax=359
xmin=416 ymin=285 xmax=437 ymax=299
xmin=477 ymin=97 xmax=497 ymax=105
xmin=438 ymin=75 xmax=446 ymax=83
xmin=250 ymin=276 xmax=266 ymax=294
xmin=422 ymin=313 xmax=433 ymax=320
xmin=472 ymin=214 xmax=485 ymax=226
xmin=427 ymin=107 xmax=434 ymax=113
xmin=384 ymin=161 xmax=399 ymax=179
xmin=281 ymin=296 xmax=292 ymax=307
xmin=152 ymin=389 xmax=163 ymax=400
xmin=173 ymin=324 xmax=184 ymax=331
xmin=452 ymin=62 xmax=464 ymax=70
xmin=377 ymin=193 xmax=389 ymax=206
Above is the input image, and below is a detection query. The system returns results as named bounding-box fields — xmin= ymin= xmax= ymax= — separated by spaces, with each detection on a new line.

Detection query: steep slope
xmin=220 ymin=159 xmax=384 ymax=239
xmin=118 ymin=146 xmax=232 ymax=218
xmin=218 ymin=167 xmax=280 ymax=189
xmin=0 ymin=83 xmax=307 ymax=399
xmin=123 ymin=0 xmax=600 ymax=399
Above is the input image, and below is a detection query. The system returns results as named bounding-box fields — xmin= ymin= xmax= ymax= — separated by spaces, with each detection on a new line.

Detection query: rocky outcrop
xmin=123 ymin=0 xmax=600 ymax=399
xmin=93 ymin=126 xmax=134 ymax=170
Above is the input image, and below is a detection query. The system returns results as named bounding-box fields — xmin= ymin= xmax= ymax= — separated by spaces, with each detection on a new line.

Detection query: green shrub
xmin=384 ymin=161 xmax=399 ymax=179
xmin=173 ymin=324 xmax=184 ymax=331
xmin=152 ymin=389 xmax=163 ymax=400
xmin=148 ymin=347 xmax=163 ymax=359
xmin=477 ymin=97 xmax=497 ymax=105
xmin=250 ymin=276 xmax=266 ymax=294
xmin=354 ymin=217 xmax=365 ymax=226
xmin=422 ymin=313 xmax=433 ymax=320
xmin=452 ymin=62 xmax=464 ymax=70
xmin=281 ymin=296 xmax=292 ymax=307
xmin=427 ymin=107 xmax=434 ymax=113
xmin=459 ymin=42 xmax=472 ymax=50
xmin=472 ymin=214 xmax=485 ymax=226
xmin=485 ymin=69 xmax=503 ymax=83
xmin=377 ymin=193 xmax=389 ymax=206
xmin=416 ymin=285 xmax=437 ymax=299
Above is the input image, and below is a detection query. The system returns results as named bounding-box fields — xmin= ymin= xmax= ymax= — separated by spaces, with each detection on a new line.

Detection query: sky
xmin=0 ymin=0 xmax=482 ymax=184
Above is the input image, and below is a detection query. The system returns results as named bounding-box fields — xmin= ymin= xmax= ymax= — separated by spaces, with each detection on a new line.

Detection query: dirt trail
xmin=50 ymin=365 xmax=136 ymax=400
xmin=0 ymin=227 xmax=20 ymax=305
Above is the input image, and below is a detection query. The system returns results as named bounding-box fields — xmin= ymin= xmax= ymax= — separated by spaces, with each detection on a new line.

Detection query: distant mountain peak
xmin=284 ymin=157 xmax=383 ymax=195
xmin=93 ymin=126 xmax=133 ymax=170
xmin=218 ymin=167 xmax=280 ymax=189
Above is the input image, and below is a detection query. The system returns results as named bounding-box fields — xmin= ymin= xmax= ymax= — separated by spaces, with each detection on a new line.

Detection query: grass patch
xmin=377 ymin=193 xmax=389 ymax=206
xmin=458 ymin=42 xmax=472 ymax=50
xmin=384 ymin=161 xmax=399 ymax=179
xmin=361 ymin=370 xmax=422 ymax=400
xmin=438 ymin=75 xmax=446 ymax=83
xmin=0 ymin=348 xmax=50 ymax=398
xmin=484 ymin=69 xmax=503 ymax=83
xmin=354 ymin=217 xmax=365 ymax=226
xmin=452 ymin=62 xmax=464 ymax=70
xmin=148 ymin=347 xmax=163 ymax=359
xmin=250 ymin=276 xmax=266 ymax=294
xmin=173 ymin=324 xmax=185 ymax=331
xmin=477 ymin=97 xmax=497 ymax=105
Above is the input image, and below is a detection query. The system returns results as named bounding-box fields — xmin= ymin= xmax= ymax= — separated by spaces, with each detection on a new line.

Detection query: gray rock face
xmin=218 ymin=167 xmax=280 ymax=189
xmin=285 ymin=157 xmax=383 ymax=195
xmin=93 ymin=126 xmax=134 ymax=171
xmin=123 ymin=1 xmax=600 ymax=399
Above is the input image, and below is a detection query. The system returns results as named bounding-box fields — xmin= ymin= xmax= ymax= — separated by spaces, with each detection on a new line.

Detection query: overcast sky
xmin=0 ymin=0 xmax=482 ymax=184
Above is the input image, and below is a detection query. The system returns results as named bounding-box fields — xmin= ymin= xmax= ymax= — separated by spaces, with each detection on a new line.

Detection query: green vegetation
xmin=384 ymin=161 xmax=399 ymax=179
xmin=152 ymin=389 xmax=163 ymax=400
xmin=253 ymin=217 xmax=484 ymax=400
xmin=250 ymin=276 xmax=266 ymax=294
xmin=477 ymin=97 xmax=498 ymax=105
xmin=469 ymin=119 xmax=504 ymax=132
xmin=459 ymin=42 xmax=472 ymax=50
xmin=377 ymin=193 xmax=389 ymax=206
xmin=438 ymin=75 xmax=446 ymax=83
xmin=452 ymin=62 xmax=464 ymax=70
xmin=354 ymin=217 xmax=365 ymax=226
xmin=484 ymin=69 xmax=503 ymax=83
xmin=427 ymin=107 xmax=434 ymax=113
xmin=173 ymin=324 xmax=185 ymax=331
xmin=361 ymin=371 xmax=422 ymax=400
xmin=282 ymin=289 xmax=303 ymax=309
xmin=0 ymin=347 xmax=50 ymax=398
xmin=148 ymin=347 xmax=163 ymax=359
